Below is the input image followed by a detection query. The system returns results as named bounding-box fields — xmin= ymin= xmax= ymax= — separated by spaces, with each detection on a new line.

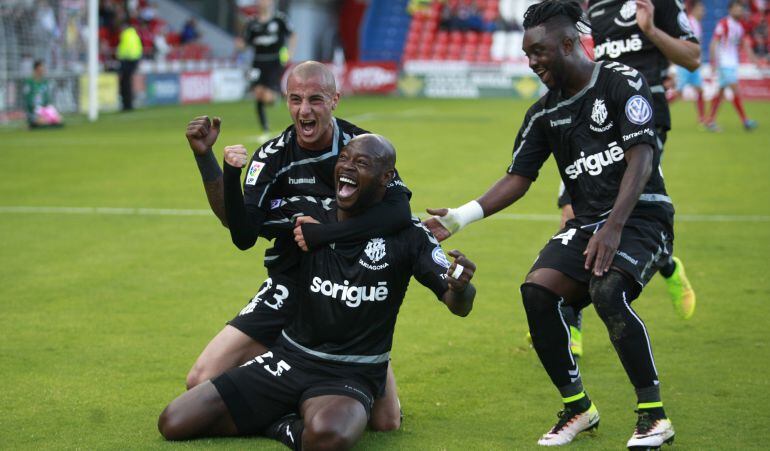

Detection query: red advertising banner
xmin=281 ymin=62 xmax=397 ymax=95
xmin=180 ymin=71 xmax=212 ymax=104
xmin=344 ymin=62 xmax=399 ymax=94
xmin=739 ymin=78 xmax=770 ymax=100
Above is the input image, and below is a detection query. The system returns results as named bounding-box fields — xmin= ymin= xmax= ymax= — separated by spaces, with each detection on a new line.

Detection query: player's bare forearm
xmin=605 ymin=144 xmax=653 ymax=230
xmin=477 ymin=173 xmax=532 ymax=216
xmin=645 ymin=27 xmax=700 ymax=71
xmin=442 ymin=283 xmax=476 ymax=317
xmin=584 ymin=144 xmax=652 ymax=275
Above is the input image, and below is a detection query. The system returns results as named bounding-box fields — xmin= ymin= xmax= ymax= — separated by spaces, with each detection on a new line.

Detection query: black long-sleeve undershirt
xmin=300 ymin=189 xmax=412 ymax=249
xmin=223 ymin=162 xmax=266 ymax=250
xmin=225 ymin=161 xmax=412 ymax=251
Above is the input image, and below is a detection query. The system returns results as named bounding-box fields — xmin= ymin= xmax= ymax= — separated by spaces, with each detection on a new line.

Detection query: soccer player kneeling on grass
xmin=424 ymin=1 xmax=677 ymax=448
xmin=158 ymin=134 xmax=477 ymax=450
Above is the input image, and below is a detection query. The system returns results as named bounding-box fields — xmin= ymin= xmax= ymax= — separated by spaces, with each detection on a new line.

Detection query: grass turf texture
xmin=1 ymin=97 xmax=769 ymax=450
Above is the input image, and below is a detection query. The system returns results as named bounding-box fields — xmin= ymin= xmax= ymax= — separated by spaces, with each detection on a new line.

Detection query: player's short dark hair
xmin=727 ymin=0 xmax=742 ymax=9
xmin=33 ymin=60 xmax=43 ymax=70
xmin=522 ymin=0 xmax=588 ymax=31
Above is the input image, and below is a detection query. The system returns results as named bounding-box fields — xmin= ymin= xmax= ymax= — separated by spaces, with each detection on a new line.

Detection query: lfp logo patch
xmin=245 ymin=161 xmax=265 ymax=186
xmin=625 ymin=95 xmax=652 ymax=125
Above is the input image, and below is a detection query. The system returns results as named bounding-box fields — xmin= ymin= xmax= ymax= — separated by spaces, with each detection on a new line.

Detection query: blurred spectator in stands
xmin=153 ymin=22 xmax=171 ymax=62
xmin=180 ymin=18 xmax=200 ymax=45
xmin=439 ymin=2 xmax=460 ymax=30
xmin=117 ymin=18 xmax=143 ymax=111
xmin=23 ymin=60 xmax=63 ymax=129
xmin=34 ymin=0 xmax=59 ymax=66
xmin=456 ymin=0 xmax=484 ymax=32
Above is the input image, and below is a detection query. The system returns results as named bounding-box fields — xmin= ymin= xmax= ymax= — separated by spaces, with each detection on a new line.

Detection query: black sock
xmin=265 ymin=414 xmax=303 ymax=450
xmin=590 ymin=271 xmax=659 ymax=389
xmin=659 ymin=257 xmax=676 ymax=278
xmin=521 ymin=283 xmax=581 ymax=392
xmin=560 ymin=304 xmax=582 ymax=331
xmin=256 ymin=101 xmax=269 ymax=131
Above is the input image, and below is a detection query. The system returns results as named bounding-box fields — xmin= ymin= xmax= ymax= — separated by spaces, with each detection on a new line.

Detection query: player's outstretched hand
xmin=423 ymin=208 xmax=452 ymax=242
xmin=294 ymin=216 xmax=320 ymax=251
xmin=583 ymin=225 xmax=621 ymax=277
xmin=446 ymin=249 xmax=475 ymax=291
xmin=186 ymin=116 xmax=222 ymax=155
xmin=223 ymin=144 xmax=249 ymax=168
xmin=635 ymin=0 xmax=655 ymax=35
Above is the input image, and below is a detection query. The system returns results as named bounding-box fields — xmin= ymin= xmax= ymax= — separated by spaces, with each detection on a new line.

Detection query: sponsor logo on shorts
xmin=246 ymin=161 xmax=265 ymax=185
xmin=625 ymin=95 xmax=652 ymax=125
xmin=616 ymin=250 xmax=639 ymax=265
xmin=310 ymin=277 xmax=388 ymax=307
xmin=565 ymin=142 xmax=624 ymax=179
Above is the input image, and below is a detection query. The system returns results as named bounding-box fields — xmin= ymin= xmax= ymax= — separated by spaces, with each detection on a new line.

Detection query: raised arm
xmin=636 ymin=0 xmax=700 ymax=71
xmin=185 ymin=116 xmax=227 ymax=226
xmin=583 ymin=143 xmax=653 ymax=276
xmin=222 ymin=146 xmax=267 ymax=250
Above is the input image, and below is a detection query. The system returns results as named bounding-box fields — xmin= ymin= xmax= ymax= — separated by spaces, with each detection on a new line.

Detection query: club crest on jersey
xmin=432 ymin=247 xmax=451 ymax=268
xmin=591 ymin=99 xmax=607 ymax=125
xmin=590 ymin=99 xmax=613 ymax=132
xmin=245 ymin=161 xmax=265 ymax=185
xmin=360 ymin=238 xmax=389 ymax=271
xmin=625 ymin=95 xmax=652 ymax=125
xmin=615 ymin=0 xmax=637 ymax=27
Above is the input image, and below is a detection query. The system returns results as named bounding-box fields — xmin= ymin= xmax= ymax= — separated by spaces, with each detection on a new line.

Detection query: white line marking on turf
xmin=1 ymin=206 xmax=769 ymax=223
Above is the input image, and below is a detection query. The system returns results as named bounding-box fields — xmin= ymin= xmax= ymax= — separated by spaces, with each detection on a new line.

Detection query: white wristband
xmin=451 ymin=264 xmax=464 ymax=280
xmin=436 ymin=200 xmax=484 ymax=235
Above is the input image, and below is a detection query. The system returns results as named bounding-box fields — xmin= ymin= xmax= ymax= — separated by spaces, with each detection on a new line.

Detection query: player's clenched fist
xmin=446 ymin=249 xmax=475 ymax=292
xmin=185 ymin=116 xmax=221 ymax=155
xmin=223 ymin=145 xmax=250 ymax=168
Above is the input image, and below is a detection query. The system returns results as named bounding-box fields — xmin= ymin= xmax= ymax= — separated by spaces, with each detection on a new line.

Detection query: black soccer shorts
xmin=530 ymin=215 xmax=673 ymax=300
xmin=212 ymin=346 xmax=381 ymax=435
xmin=249 ymin=59 xmax=284 ymax=92
xmin=227 ymin=274 xmax=298 ymax=347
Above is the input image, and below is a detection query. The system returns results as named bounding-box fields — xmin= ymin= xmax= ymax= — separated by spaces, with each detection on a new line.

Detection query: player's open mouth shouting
xmin=337 ymin=174 xmax=358 ymax=202
xmin=299 ymin=118 xmax=317 ymax=137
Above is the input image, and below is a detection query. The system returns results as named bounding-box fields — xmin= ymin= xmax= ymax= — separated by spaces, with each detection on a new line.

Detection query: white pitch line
xmin=0 ymin=206 xmax=769 ymax=223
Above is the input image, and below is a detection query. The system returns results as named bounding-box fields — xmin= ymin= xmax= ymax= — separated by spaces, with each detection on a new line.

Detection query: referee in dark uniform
xmin=237 ymin=0 xmax=295 ymax=140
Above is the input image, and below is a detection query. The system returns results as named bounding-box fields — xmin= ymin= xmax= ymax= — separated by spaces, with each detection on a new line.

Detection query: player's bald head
xmin=346 ymin=133 xmax=396 ymax=172
xmin=287 ymin=61 xmax=337 ymax=95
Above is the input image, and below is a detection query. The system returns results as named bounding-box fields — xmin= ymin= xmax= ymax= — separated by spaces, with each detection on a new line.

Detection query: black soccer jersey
xmin=242 ymin=118 xmax=411 ymax=274
xmin=242 ymin=13 xmax=292 ymax=62
xmin=508 ymin=61 xmax=674 ymax=227
xmin=588 ymin=0 xmax=698 ymax=130
xmin=262 ymin=196 xmax=451 ymax=364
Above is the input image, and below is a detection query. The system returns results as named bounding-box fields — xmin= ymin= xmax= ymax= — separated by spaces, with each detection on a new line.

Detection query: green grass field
xmin=1 ymin=96 xmax=769 ymax=450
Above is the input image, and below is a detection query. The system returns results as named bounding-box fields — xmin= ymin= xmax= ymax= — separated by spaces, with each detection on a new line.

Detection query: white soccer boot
xmin=537 ymin=402 xmax=599 ymax=446
xmin=626 ymin=411 xmax=675 ymax=450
